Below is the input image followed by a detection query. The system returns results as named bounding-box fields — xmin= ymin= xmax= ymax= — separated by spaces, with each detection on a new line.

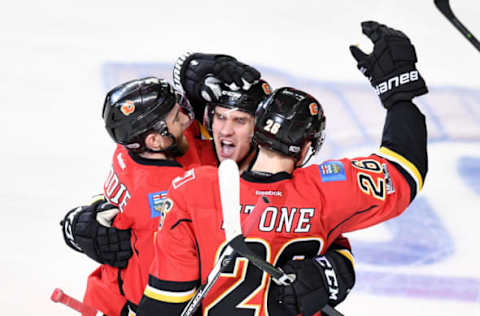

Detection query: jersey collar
xmin=241 ymin=170 xmax=292 ymax=183
xmin=128 ymin=151 xmax=183 ymax=168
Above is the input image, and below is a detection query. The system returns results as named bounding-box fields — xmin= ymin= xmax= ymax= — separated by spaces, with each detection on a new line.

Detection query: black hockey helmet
xmin=204 ymin=79 xmax=272 ymax=133
xmin=254 ymin=87 xmax=326 ymax=161
xmin=102 ymin=77 xmax=192 ymax=153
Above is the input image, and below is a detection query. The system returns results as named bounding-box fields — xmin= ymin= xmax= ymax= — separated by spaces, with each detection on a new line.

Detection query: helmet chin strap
xmin=296 ymin=140 xmax=317 ymax=168
xmin=297 ymin=149 xmax=315 ymax=168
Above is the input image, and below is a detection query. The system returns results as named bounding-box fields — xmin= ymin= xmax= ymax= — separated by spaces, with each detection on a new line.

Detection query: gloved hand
xmin=270 ymin=251 xmax=355 ymax=316
xmin=61 ymin=195 xmax=133 ymax=268
xmin=350 ymin=21 xmax=428 ymax=109
xmin=173 ymin=52 xmax=261 ymax=119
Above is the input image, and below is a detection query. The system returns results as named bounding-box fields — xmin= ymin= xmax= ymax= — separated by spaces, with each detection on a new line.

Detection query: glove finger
xmin=228 ymin=66 xmax=246 ymax=87
xmin=216 ymin=64 xmax=234 ymax=83
xmin=226 ymin=82 xmax=240 ymax=91
xmin=242 ymin=67 xmax=261 ymax=83
xmin=241 ymin=78 xmax=252 ymax=90
xmin=202 ymin=77 xmax=223 ymax=102
xmin=361 ymin=20 xmax=384 ymax=43
xmin=349 ymin=45 xmax=368 ymax=62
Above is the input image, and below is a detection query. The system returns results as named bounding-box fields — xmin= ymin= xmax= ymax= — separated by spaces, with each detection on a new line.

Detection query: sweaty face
xmin=164 ymin=104 xmax=191 ymax=155
xmin=212 ymin=106 xmax=254 ymax=163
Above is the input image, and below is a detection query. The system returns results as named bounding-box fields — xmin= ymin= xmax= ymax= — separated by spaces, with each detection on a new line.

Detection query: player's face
xmin=164 ymin=104 xmax=191 ymax=155
xmin=212 ymin=106 xmax=254 ymax=163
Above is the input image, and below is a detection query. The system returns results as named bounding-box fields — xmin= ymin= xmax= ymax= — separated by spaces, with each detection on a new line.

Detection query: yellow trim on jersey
xmin=143 ymin=285 xmax=195 ymax=303
xmin=198 ymin=122 xmax=212 ymax=140
xmin=335 ymin=249 xmax=355 ymax=267
xmin=377 ymin=146 xmax=423 ymax=192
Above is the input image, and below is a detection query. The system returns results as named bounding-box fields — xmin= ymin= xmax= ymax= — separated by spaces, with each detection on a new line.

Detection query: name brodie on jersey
xmin=104 ymin=166 xmax=131 ymax=212
xmin=240 ymin=203 xmax=315 ymax=233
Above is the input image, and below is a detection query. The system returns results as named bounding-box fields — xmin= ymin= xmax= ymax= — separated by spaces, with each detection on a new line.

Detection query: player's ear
xmin=144 ymin=132 xmax=164 ymax=151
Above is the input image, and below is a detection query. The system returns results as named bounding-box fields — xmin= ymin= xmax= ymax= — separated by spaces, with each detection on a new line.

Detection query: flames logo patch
xmin=309 ymin=102 xmax=319 ymax=115
xmin=120 ymin=100 xmax=135 ymax=116
xmin=262 ymin=82 xmax=272 ymax=95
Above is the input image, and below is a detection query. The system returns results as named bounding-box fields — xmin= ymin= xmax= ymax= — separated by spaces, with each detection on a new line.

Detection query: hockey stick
xmin=219 ymin=160 xmax=344 ymax=316
xmin=434 ymin=0 xmax=480 ymax=52
xmin=180 ymin=165 xmax=270 ymax=316
xmin=51 ymin=288 xmax=101 ymax=316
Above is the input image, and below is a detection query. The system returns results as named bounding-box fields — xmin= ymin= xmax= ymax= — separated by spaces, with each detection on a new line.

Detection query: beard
xmin=168 ymin=134 xmax=189 ymax=157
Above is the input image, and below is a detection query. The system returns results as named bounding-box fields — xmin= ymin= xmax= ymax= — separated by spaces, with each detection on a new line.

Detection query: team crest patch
xmin=148 ymin=191 xmax=168 ymax=218
xmin=319 ymin=161 xmax=346 ymax=182
xmin=262 ymin=82 xmax=272 ymax=95
xmin=120 ymin=100 xmax=135 ymax=116
xmin=309 ymin=102 xmax=319 ymax=115
xmin=159 ymin=198 xmax=174 ymax=229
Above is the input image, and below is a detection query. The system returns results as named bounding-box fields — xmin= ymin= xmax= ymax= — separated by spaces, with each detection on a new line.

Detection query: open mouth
xmin=220 ymin=139 xmax=236 ymax=158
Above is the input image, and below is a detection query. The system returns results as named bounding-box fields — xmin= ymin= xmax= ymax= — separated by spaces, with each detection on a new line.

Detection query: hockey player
xmin=174 ymin=53 xmax=356 ymax=293
xmin=175 ymin=54 xmax=356 ymax=308
xmin=172 ymin=52 xmax=266 ymax=168
xmin=60 ymin=53 xmax=267 ymax=316
xmin=61 ymin=54 xmax=353 ymax=315
xmin=61 ymin=77 xmax=219 ymax=315
xmin=136 ymin=21 xmax=428 ymax=316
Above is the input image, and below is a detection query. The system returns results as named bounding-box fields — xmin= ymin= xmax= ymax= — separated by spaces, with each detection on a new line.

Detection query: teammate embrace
xmin=62 ymin=20 xmax=428 ymax=316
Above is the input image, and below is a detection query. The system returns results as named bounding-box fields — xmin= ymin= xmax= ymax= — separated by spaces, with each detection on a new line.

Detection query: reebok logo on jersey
xmin=256 ymin=190 xmax=282 ymax=197
xmin=374 ymin=71 xmax=419 ymax=95
xmin=148 ymin=191 xmax=168 ymax=218
xmin=319 ymin=161 xmax=346 ymax=182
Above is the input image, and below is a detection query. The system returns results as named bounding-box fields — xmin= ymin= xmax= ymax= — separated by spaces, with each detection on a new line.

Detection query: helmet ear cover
xmin=253 ymin=87 xmax=326 ymax=161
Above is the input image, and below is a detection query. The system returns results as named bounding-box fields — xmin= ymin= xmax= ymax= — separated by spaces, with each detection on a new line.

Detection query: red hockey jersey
xmin=83 ymin=123 xmax=217 ymax=315
xmin=143 ymin=152 xmax=418 ymax=316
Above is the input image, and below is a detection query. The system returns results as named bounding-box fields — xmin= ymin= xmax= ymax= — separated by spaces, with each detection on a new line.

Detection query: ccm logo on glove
xmin=315 ymin=256 xmax=339 ymax=300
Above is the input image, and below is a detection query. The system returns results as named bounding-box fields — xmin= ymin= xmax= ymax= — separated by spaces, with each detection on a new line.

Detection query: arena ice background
xmin=1 ymin=0 xmax=479 ymax=315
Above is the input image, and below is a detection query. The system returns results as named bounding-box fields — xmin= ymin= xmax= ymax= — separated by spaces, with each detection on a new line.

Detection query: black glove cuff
xmin=372 ymin=69 xmax=428 ymax=109
xmin=60 ymin=200 xmax=133 ymax=268
xmin=173 ymin=51 xmax=194 ymax=94
xmin=319 ymin=251 xmax=356 ymax=306
xmin=60 ymin=206 xmax=84 ymax=253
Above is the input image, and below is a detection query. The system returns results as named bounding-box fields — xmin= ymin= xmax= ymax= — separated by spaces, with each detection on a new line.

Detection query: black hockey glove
xmin=61 ymin=196 xmax=133 ymax=268
xmin=173 ymin=52 xmax=261 ymax=119
xmin=270 ymin=251 xmax=355 ymax=316
xmin=350 ymin=21 xmax=428 ymax=109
